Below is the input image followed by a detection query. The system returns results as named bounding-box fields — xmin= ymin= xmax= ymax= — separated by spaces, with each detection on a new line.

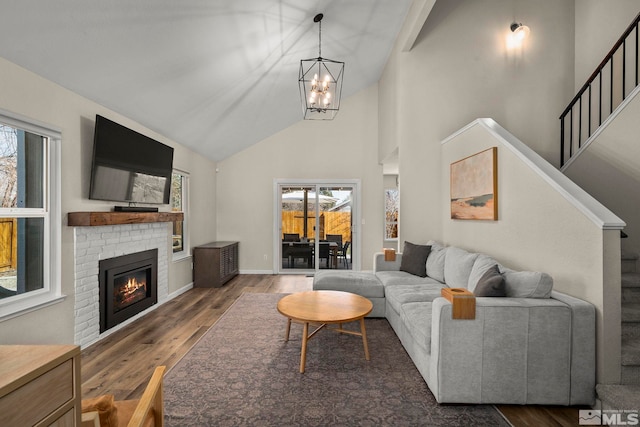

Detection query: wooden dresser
xmin=193 ymin=241 xmax=239 ymax=287
xmin=0 ymin=345 xmax=81 ymax=426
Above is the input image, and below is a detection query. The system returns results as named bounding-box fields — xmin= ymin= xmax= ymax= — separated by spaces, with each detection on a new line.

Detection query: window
xmin=385 ymin=189 xmax=399 ymax=240
xmin=0 ymin=111 xmax=61 ymax=320
xmin=171 ymin=170 xmax=189 ymax=260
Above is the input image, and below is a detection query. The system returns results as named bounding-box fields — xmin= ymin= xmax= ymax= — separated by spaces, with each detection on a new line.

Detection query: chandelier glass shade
xmin=299 ymin=14 xmax=344 ymax=120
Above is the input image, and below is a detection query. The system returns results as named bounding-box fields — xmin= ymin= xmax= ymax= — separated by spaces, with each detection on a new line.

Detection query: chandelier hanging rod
xmin=315 ymin=13 xmax=323 ymax=58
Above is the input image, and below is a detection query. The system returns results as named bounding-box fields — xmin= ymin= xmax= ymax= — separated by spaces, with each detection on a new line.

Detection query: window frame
xmin=171 ymin=169 xmax=190 ymax=261
xmin=0 ymin=109 xmax=62 ymax=321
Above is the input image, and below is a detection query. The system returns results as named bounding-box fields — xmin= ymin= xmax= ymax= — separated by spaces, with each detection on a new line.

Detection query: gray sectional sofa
xmin=313 ymin=241 xmax=596 ymax=405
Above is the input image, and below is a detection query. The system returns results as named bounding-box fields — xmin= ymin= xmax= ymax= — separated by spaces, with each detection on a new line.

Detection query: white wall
xmin=378 ymin=45 xmax=400 ymax=166
xmin=378 ymin=0 xmax=575 ymax=248
xmin=0 ymin=56 xmax=216 ymax=344
xmin=216 ymin=85 xmax=383 ymax=271
xmin=441 ymin=119 xmax=622 ymax=383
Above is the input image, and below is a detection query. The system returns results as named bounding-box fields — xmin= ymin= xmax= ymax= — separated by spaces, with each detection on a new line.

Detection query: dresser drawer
xmin=0 ymin=359 xmax=73 ymax=426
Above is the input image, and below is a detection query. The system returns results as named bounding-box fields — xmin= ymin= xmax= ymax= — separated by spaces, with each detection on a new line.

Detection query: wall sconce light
xmin=510 ymin=22 xmax=530 ymax=41
xmin=507 ymin=22 xmax=530 ymax=49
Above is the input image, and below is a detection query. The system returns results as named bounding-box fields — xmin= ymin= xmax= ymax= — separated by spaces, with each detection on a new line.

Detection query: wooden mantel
xmin=67 ymin=211 xmax=183 ymax=227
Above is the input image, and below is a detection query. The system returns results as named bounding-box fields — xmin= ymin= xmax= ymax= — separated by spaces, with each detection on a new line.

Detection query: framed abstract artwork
xmin=450 ymin=147 xmax=497 ymax=220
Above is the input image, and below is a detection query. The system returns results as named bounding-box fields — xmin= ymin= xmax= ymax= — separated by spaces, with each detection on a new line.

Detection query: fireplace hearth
xmin=99 ymin=249 xmax=158 ymax=333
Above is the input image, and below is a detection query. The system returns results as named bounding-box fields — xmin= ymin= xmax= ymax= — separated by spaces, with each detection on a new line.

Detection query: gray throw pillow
xmin=473 ymin=264 xmax=506 ymax=297
xmin=501 ymin=268 xmax=554 ymax=298
xmin=443 ymin=247 xmax=478 ymax=288
xmin=399 ymin=242 xmax=431 ymax=277
xmin=426 ymin=241 xmax=447 ymax=282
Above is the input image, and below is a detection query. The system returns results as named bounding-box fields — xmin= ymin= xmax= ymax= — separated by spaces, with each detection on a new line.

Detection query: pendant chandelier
xmin=298 ymin=13 xmax=345 ymax=120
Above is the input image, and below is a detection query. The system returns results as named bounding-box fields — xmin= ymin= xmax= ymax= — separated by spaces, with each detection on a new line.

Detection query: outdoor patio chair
xmin=326 ymin=234 xmax=343 ymax=247
xmin=338 ymin=241 xmax=350 ymax=267
xmin=318 ymin=241 xmax=331 ymax=268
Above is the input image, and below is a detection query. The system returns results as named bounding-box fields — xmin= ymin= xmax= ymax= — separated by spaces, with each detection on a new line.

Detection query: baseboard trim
xmin=166 ymin=282 xmax=194 ymax=300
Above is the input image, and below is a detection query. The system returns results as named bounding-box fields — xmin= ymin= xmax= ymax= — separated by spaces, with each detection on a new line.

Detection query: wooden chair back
xmin=81 ymin=365 xmax=166 ymax=427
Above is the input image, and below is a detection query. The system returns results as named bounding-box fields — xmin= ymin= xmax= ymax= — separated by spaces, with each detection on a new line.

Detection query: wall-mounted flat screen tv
xmin=89 ymin=115 xmax=174 ymax=205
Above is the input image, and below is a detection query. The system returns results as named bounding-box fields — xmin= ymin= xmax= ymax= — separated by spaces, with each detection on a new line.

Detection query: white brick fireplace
xmin=73 ymin=222 xmax=170 ymax=348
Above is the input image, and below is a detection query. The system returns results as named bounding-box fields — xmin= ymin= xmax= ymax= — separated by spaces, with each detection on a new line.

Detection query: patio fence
xmin=0 ymin=218 xmax=17 ymax=271
xmin=282 ymin=211 xmax=352 ymax=242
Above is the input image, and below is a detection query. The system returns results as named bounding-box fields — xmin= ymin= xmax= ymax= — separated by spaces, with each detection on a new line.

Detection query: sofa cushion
xmin=473 ymin=264 xmax=506 ymax=297
xmin=376 ymin=271 xmax=442 ymax=288
xmin=501 ymin=268 xmax=553 ymax=298
xmin=399 ymin=302 xmax=433 ymax=353
xmin=385 ymin=284 xmax=444 ymax=314
xmin=468 ymin=254 xmax=501 ymax=293
xmin=426 ymin=240 xmax=447 ymax=282
xmin=443 ymin=247 xmax=478 ymax=288
xmin=313 ymin=271 xmax=384 ymax=298
xmin=399 ymin=241 xmax=431 ymax=277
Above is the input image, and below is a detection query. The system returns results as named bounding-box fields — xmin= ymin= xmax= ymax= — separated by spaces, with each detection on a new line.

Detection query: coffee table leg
xmin=300 ymin=322 xmax=309 ymax=373
xmin=284 ymin=318 xmax=291 ymax=341
xmin=360 ymin=318 xmax=370 ymax=361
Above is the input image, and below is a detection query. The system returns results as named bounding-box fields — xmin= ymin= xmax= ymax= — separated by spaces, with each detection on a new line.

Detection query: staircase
xmin=558 ymin=11 xmax=640 ymax=410
xmin=596 ymin=253 xmax=640 ymax=409
xmin=560 ymin=11 xmax=640 ymax=167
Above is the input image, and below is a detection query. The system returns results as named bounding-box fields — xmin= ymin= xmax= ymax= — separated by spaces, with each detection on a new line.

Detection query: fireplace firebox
xmin=99 ymin=249 xmax=158 ymax=333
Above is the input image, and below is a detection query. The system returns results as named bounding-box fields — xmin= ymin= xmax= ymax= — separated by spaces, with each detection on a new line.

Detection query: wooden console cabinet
xmin=0 ymin=345 xmax=81 ymax=426
xmin=193 ymin=241 xmax=239 ymax=287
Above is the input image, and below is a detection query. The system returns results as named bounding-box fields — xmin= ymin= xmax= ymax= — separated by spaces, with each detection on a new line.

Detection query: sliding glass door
xmin=277 ymin=181 xmax=358 ymax=274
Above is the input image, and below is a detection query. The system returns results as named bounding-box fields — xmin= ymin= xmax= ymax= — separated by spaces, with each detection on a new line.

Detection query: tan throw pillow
xmin=81 ymin=394 xmax=119 ymax=427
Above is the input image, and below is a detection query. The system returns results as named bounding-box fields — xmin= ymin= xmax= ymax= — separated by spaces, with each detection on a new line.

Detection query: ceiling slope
xmin=0 ymin=0 xmax=412 ymax=161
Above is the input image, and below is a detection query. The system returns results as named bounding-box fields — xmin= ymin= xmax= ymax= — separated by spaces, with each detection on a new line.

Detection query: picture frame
xmin=450 ymin=147 xmax=497 ymax=220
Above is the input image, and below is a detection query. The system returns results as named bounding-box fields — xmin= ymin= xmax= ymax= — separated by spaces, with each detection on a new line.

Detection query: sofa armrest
xmin=429 ymin=296 xmax=593 ymax=405
xmin=550 ymin=290 xmax=597 ymax=405
xmin=373 ymin=252 xmax=403 ymax=272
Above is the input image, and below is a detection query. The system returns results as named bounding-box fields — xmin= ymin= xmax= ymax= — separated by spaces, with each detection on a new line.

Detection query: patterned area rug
xmin=164 ymin=293 xmax=510 ymax=426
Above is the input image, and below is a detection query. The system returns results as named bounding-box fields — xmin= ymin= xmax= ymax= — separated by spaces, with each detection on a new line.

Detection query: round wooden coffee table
xmin=277 ymin=290 xmax=373 ymax=373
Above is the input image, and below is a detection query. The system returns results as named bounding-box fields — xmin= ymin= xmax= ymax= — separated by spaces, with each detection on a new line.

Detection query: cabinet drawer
xmin=45 ymin=407 xmax=75 ymax=427
xmin=0 ymin=359 xmax=73 ymax=426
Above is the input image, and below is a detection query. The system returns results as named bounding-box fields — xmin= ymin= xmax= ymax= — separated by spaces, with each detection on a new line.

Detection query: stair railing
xmin=560 ymin=12 xmax=640 ymax=167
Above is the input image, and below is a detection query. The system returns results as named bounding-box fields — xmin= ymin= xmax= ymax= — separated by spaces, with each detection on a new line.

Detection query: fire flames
xmin=114 ymin=276 xmax=147 ymax=309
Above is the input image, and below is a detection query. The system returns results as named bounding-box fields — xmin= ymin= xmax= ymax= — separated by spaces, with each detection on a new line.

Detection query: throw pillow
xmin=426 ymin=240 xmax=447 ymax=282
xmin=502 ymin=268 xmax=554 ymax=298
xmin=467 ymin=254 xmax=501 ymax=293
xmin=399 ymin=241 xmax=431 ymax=277
xmin=443 ymin=247 xmax=479 ymax=288
xmin=473 ymin=264 xmax=506 ymax=297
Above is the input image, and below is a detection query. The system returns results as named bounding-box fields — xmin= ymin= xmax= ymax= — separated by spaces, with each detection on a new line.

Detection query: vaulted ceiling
xmin=0 ymin=1 xmax=412 ymax=161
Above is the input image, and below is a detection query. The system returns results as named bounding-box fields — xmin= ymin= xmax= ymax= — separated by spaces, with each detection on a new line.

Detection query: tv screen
xmin=89 ymin=115 xmax=174 ymax=205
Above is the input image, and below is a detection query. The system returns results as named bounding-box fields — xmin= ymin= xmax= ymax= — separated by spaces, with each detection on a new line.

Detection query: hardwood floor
xmin=81 ymin=274 xmax=584 ymax=426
